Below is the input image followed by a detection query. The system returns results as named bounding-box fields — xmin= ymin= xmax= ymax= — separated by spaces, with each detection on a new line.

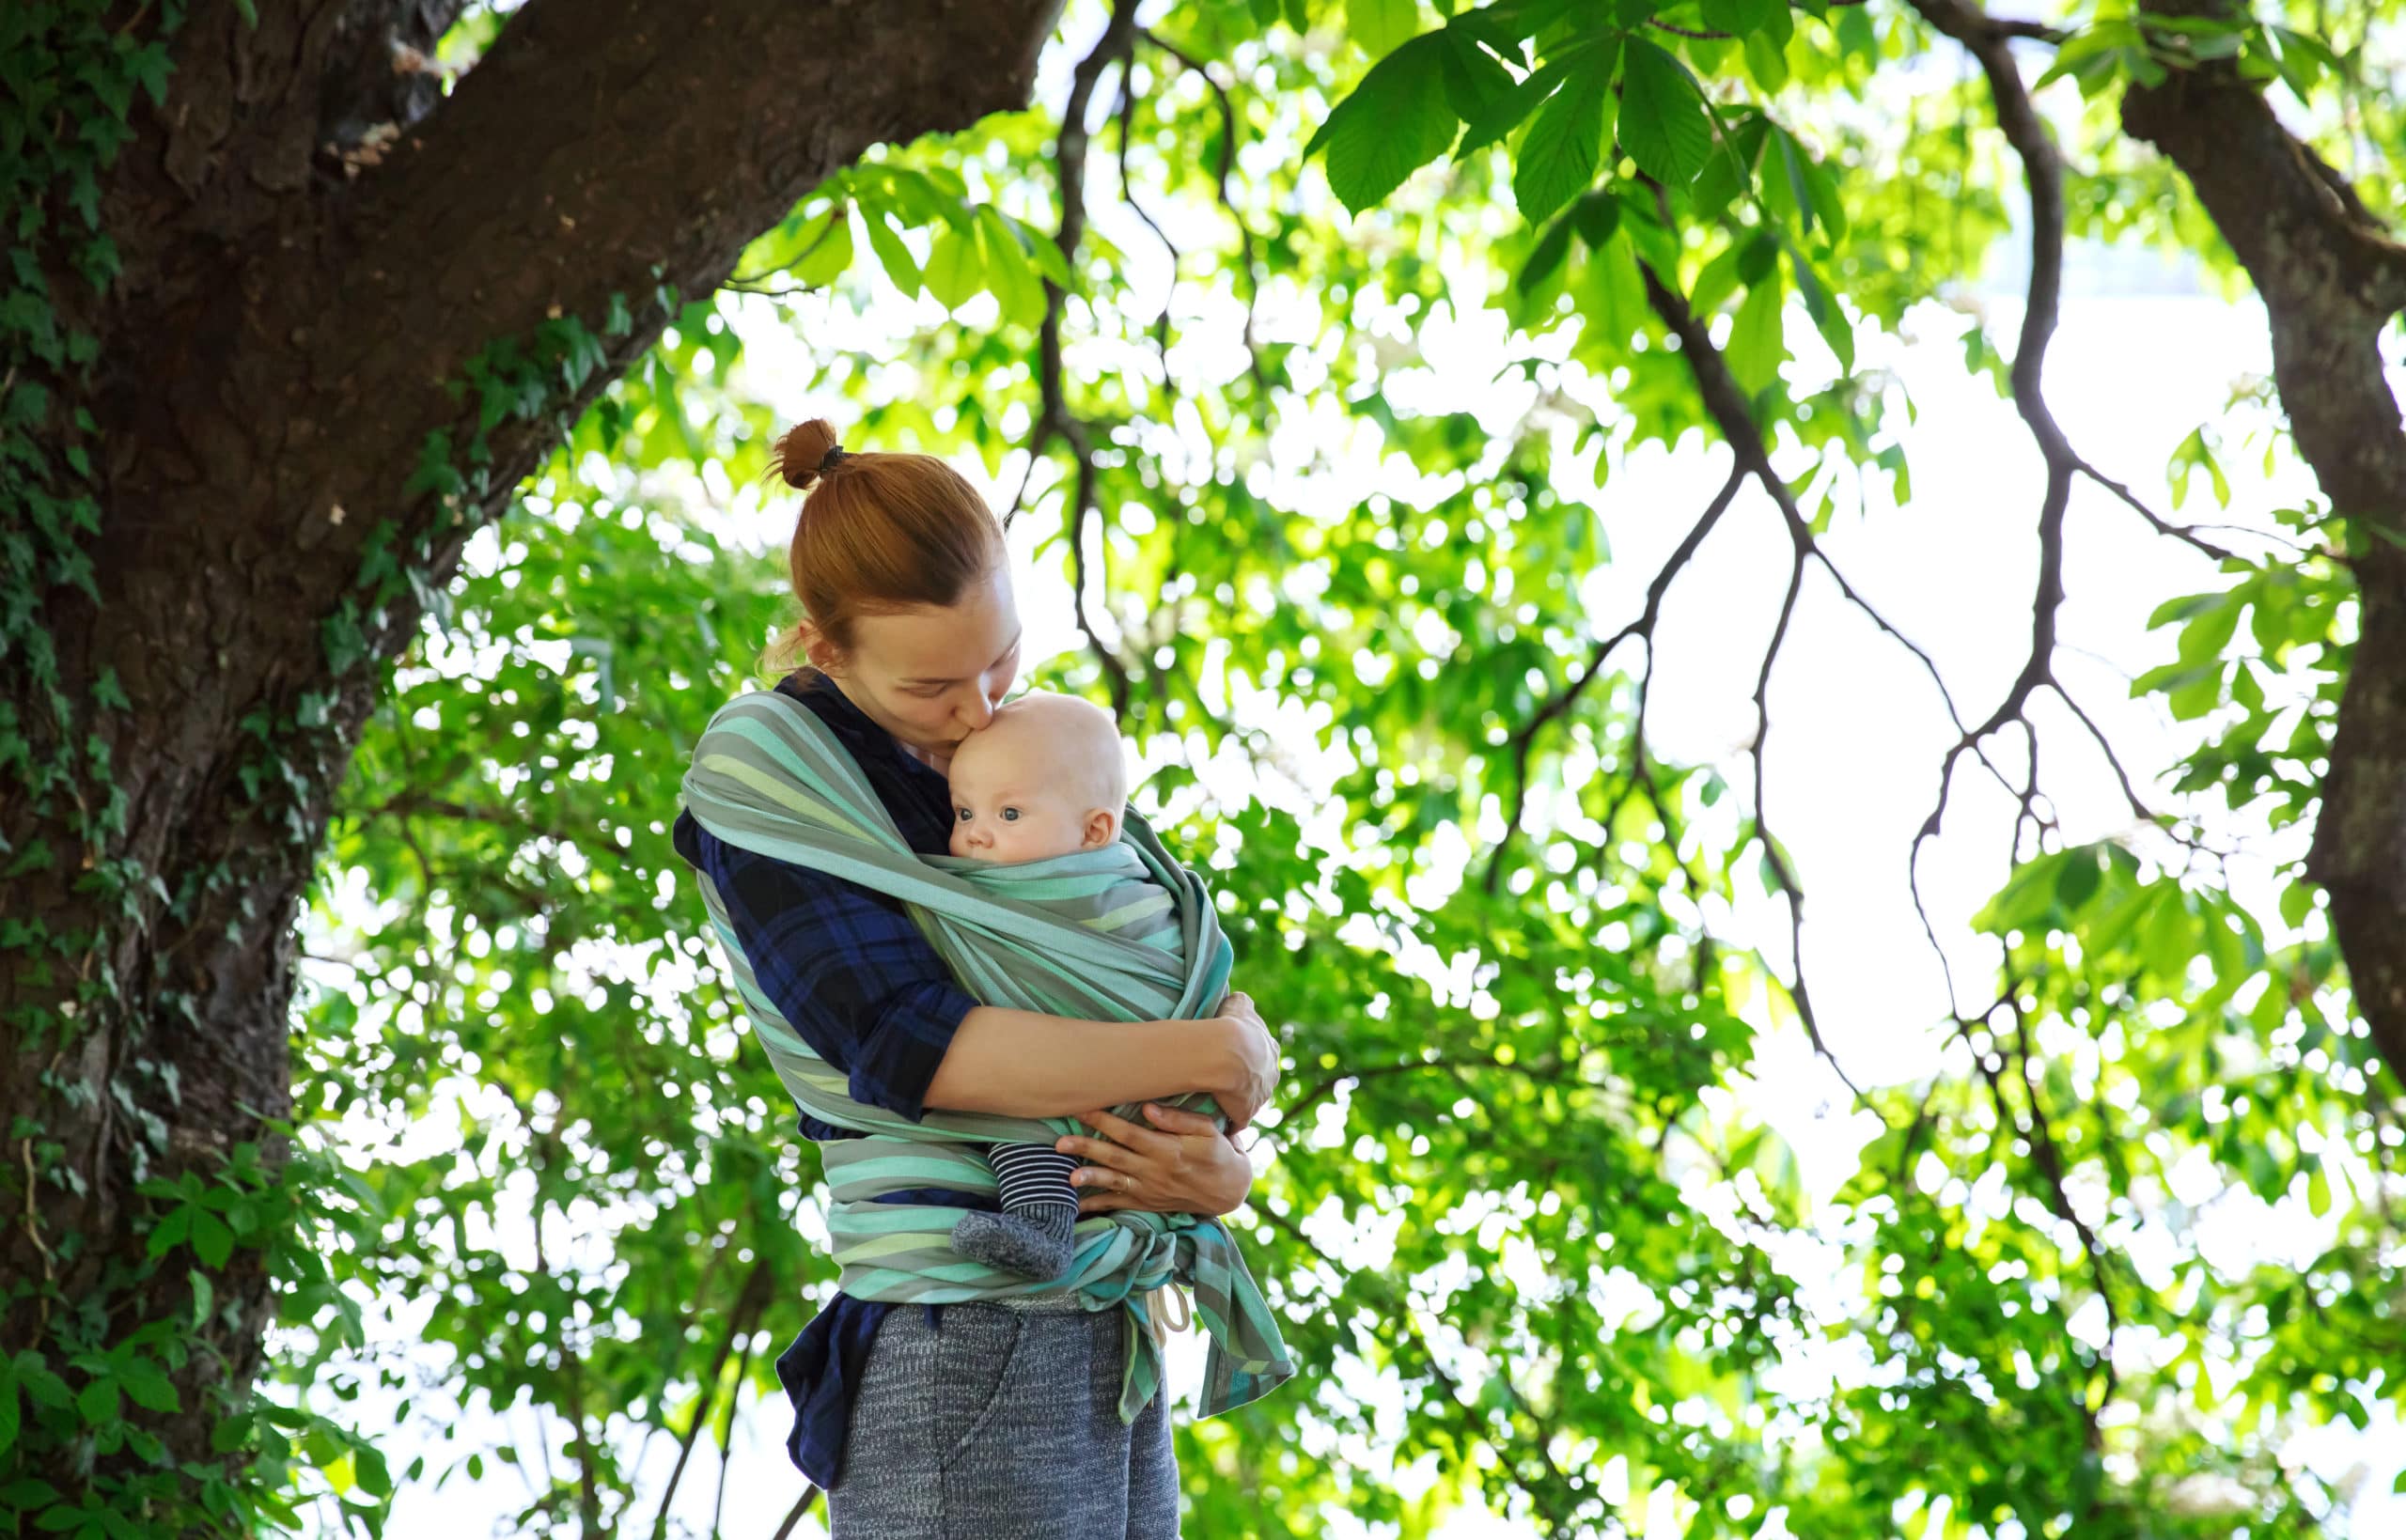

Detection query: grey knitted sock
xmin=950 ymin=1206 xmax=1078 ymax=1278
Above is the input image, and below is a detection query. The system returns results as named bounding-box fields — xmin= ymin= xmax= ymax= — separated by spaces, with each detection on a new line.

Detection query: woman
xmin=671 ymin=419 xmax=1278 ymax=1535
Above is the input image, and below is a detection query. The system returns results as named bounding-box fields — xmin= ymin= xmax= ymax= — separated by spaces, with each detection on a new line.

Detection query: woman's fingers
xmin=1055 ymin=1133 xmax=1141 ymax=1172
xmin=1139 ymin=1102 xmax=1221 ymax=1136
xmin=1072 ymin=1107 xmax=1164 ymax=1151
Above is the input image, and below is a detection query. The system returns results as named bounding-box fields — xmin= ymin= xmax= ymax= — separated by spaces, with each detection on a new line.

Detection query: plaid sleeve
xmin=687 ymin=819 xmax=977 ymax=1123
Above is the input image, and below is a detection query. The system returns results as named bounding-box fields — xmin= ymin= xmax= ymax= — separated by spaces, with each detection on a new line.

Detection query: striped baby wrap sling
xmin=679 ymin=686 xmax=1295 ymax=1426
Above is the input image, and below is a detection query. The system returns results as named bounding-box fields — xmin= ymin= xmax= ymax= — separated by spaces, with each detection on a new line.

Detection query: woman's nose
xmin=957 ymin=691 xmax=995 ymax=732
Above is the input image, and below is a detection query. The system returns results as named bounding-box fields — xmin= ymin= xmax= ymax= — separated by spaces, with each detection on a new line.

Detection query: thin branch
xmin=726 ymin=199 xmax=850 ymax=289
xmin=1636 ymin=260 xmax=1878 ymax=1094
xmin=1486 ymin=460 xmax=1747 ymax=892
xmin=1139 ymin=29 xmax=1273 ymax=399
xmin=2074 ymin=459 xmax=2245 ymax=565
xmin=709 ymin=1313 xmax=758 ymax=1539
xmin=1115 ymin=70 xmax=1179 ymax=368
xmin=1275 ymin=1051 xmax=1579 ymax=1143
xmin=1978 ymin=997 xmax=2121 ymax=1473
xmin=646 ymin=1258 xmax=773 ymax=1540
xmin=769 ymin=1488 xmax=823 ymax=1540
xmin=1747 ymin=512 xmax=1861 ymax=1097
xmin=1039 ymin=0 xmax=1144 ymax=721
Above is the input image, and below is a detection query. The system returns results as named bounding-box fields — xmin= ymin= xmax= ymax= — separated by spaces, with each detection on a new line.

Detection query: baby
xmin=945 ymin=692 xmax=1137 ymax=1279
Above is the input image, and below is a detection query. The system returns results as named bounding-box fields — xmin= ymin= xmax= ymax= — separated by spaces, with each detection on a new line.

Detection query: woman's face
xmin=819 ymin=565 xmax=1023 ymax=759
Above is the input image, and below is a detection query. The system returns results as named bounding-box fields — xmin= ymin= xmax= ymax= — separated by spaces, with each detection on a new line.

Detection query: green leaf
xmin=76 ymin=1377 xmax=117 ymax=1425
xmin=1704 ymin=0 xmax=1791 ymax=43
xmin=863 ymin=212 xmax=923 ymax=296
xmin=789 ymin=210 xmax=855 ymax=288
xmin=1618 ymin=40 xmax=1714 ymax=185
xmin=192 ymin=1211 xmax=235 ymax=1269
xmin=1783 ymin=240 xmax=1853 ymax=370
xmin=1512 ymin=67 xmax=1613 ymax=225
xmin=2056 ymin=848 xmax=2103 ymax=911
xmin=146 ymin=1205 xmax=192 ymax=1259
xmin=1350 ymin=0 xmax=1420 ymax=56
xmin=923 ymin=224 xmax=987 ymax=312
xmin=117 ymin=1362 xmax=178 ymax=1415
xmin=1459 ymin=52 xmax=1581 ymax=157
xmin=1725 ymin=272 xmax=1785 ymax=393
xmin=1305 ymin=34 xmax=1461 ymax=215
xmin=976 ymin=208 xmax=1050 ymax=329
xmin=1743 ymin=31 xmax=1789 ymax=92
xmin=1438 ymin=29 xmax=1516 ymax=123
xmin=1517 ymin=217 xmax=1576 ymax=298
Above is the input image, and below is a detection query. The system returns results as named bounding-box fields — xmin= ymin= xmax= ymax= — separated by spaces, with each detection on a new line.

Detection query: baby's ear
xmin=1083 ymin=807 xmax=1122 ymax=849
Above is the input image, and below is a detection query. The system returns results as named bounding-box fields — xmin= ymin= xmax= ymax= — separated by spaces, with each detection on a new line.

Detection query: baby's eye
xmin=955 ymin=807 xmax=973 ymax=823
xmin=1001 ymin=807 xmax=1021 ymax=822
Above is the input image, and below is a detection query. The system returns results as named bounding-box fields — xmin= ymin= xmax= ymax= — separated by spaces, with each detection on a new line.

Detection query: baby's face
xmin=947 ymin=731 xmax=1098 ymax=863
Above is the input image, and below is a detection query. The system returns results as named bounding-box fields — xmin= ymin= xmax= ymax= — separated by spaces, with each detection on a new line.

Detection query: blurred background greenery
xmin=266 ymin=2 xmax=2398 ymax=1535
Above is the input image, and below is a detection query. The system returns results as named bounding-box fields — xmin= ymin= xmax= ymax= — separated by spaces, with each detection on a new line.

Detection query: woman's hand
xmin=1211 ymin=992 xmax=1278 ymax=1132
xmin=1056 ymin=1104 xmax=1257 ymax=1218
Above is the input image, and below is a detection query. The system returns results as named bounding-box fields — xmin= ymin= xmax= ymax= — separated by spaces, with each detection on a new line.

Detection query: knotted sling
xmin=680 ymin=688 xmax=1295 ymax=1424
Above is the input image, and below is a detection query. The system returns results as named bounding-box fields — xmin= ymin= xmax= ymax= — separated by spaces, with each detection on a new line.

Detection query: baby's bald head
xmin=946 ymin=692 xmax=1130 ymax=863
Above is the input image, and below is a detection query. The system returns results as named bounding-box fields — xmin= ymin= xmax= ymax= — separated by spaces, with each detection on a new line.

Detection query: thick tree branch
xmin=4 ymin=0 xmax=1069 ymax=1473
xmin=2123 ymin=4 xmax=2406 ymax=1085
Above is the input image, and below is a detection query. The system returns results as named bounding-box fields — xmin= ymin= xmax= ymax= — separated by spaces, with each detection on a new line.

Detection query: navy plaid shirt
xmin=672 ymin=671 xmax=990 ymax=1487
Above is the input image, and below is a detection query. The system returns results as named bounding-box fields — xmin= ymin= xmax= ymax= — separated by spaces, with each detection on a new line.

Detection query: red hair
xmin=760 ymin=419 xmax=1005 ymax=672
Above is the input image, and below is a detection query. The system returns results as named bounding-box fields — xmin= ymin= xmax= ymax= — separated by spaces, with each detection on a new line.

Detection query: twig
xmin=1037 ymin=0 xmax=1144 ymax=720
xmin=647 ymin=1259 xmax=773 ymax=1540
xmin=709 ymin=1311 xmax=758 ymax=1539
xmin=2074 ymin=459 xmax=2243 ymax=564
xmin=769 ymin=1488 xmax=822 ymax=1540
xmin=1486 ymin=461 xmax=1746 ymax=891
xmin=1635 ymin=259 xmax=1872 ymax=1095
xmin=1139 ymin=29 xmax=1272 ymax=398
xmin=1115 ymin=71 xmax=1178 ymax=368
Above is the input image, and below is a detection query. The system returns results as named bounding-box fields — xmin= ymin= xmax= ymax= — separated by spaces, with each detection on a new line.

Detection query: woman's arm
xmin=923 ymin=993 xmax=1277 ymax=1129
xmin=688 ymin=817 xmax=1276 ymax=1128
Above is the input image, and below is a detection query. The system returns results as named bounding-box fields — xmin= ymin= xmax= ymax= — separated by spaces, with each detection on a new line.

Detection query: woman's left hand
xmin=1057 ymin=1104 xmax=1256 ymax=1218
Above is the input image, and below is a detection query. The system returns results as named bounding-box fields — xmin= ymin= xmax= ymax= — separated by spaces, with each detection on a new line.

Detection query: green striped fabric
xmin=680 ymin=687 xmax=1294 ymax=1425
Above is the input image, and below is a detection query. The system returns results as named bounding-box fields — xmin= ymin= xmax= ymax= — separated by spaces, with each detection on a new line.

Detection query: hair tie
xmin=819 ymin=444 xmax=850 ymax=473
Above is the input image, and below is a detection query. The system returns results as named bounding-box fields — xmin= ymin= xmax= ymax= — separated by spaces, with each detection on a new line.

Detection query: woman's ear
xmin=1083 ymin=807 xmax=1122 ymax=849
xmin=799 ymin=622 xmax=846 ymax=678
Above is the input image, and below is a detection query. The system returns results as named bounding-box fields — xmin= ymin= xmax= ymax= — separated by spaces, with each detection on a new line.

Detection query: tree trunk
xmin=1 ymin=0 xmax=1060 ymax=1494
xmin=2124 ymin=34 xmax=2406 ymax=1089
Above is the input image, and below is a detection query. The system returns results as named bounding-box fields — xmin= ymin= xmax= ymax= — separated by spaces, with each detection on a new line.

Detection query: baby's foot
xmin=950 ymin=1206 xmax=1077 ymax=1279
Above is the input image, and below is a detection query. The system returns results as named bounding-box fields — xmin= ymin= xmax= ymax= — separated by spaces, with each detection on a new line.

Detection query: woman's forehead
xmin=857 ymin=569 xmax=1018 ymax=675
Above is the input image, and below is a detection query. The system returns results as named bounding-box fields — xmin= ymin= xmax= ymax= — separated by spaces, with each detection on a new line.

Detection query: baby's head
xmin=947 ymin=692 xmax=1128 ymax=863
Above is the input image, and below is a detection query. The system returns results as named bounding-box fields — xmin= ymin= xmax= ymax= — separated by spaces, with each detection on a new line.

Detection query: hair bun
xmin=771 ymin=418 xmax=846 ymax=490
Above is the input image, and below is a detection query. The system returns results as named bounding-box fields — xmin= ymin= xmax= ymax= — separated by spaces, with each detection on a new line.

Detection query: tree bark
xmin=1 ymin=0 xmax=1061 ymax=1485
xmin=2124 ymin=34 xmax=2406 ymax=1090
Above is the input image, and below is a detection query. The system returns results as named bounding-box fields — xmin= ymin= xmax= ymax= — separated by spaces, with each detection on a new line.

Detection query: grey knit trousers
xmin=824 ymin=1296 xmax=1179 ymax=1538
